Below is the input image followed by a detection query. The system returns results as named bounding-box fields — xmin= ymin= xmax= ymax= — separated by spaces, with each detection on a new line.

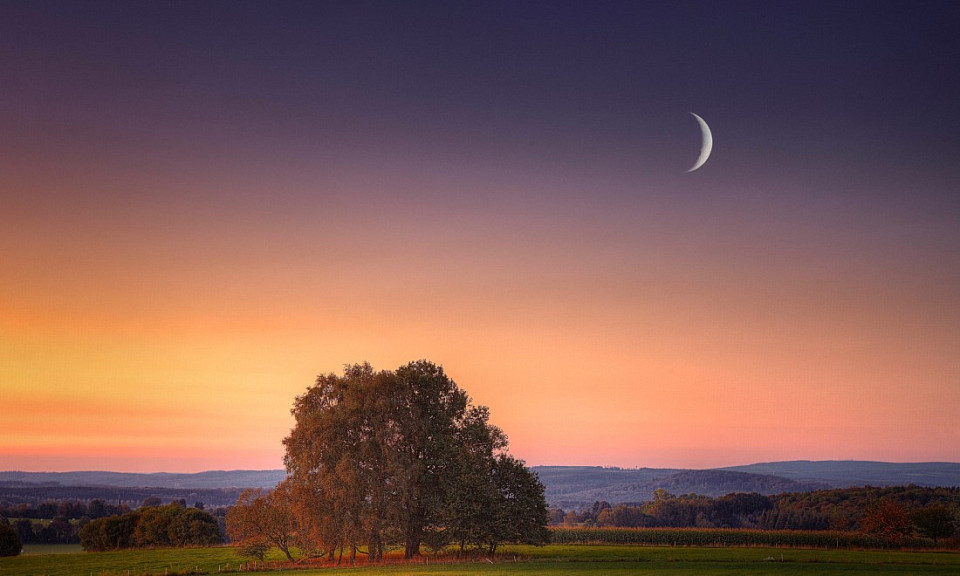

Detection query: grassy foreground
xmin=3 ymin=544 xmax=959 ymax=576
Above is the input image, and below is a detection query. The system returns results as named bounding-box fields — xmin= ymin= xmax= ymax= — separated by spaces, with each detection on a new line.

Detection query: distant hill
xmin=531 ymin=466 xmax=828 ymax=508
xmin=720 ymin=460 xmax=960 ymax=488
xmin=0 ymin=469 xmax=286 ymax=489
xmin=0 ymin=484 xmax=248 ymax=508
xmin=3 ymin=461 xmax=959 ymax=510
xmin=532 ymin=461 xmax=960 ymax=508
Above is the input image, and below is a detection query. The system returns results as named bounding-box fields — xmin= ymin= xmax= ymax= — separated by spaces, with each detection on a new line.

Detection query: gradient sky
xmin=2 ymin=1 xmax=959 ymax=473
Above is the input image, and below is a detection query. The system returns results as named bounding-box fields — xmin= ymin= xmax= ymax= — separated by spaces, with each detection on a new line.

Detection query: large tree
xmin=387 ymin=360 xmax=471 ymax=558
xmin=282 ymin=360 xmax=548 ymax=560
xmin=283 ymin=363 xmax=398 ymax=561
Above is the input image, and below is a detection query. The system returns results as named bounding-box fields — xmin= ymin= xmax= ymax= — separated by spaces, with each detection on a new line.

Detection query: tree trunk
xmin=368 ymin=534 xmax=383 ymax=562
xmin=278 ymin=545 xmax=295 ymax=563
xmin=404 ymin=515 xmax=422 ymax=559
xmin=404 ymin=533 xmax=421 ymax=559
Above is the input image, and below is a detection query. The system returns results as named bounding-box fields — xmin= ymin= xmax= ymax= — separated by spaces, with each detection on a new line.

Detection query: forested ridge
xmin=550 ymin=485 xmax=960 ymax=545
xmin=0 ymin=485 xmax=243 ymax=508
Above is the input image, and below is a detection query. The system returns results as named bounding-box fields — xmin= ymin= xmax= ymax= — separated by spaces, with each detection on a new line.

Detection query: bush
xmin=79 ymin=505 xmax=222 ymax=551
xmin=0 ymin=523 xmax=22 ymax=557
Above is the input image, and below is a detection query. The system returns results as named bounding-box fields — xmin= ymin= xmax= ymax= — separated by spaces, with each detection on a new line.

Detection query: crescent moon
xmin=687 ymin=112 xmax=713 ymax=172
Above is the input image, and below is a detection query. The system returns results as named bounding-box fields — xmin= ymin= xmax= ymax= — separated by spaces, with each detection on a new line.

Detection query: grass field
xmin=20 ymin=544 xmax=82 ymax=555
xmin=2 ymin=543 xmax=959 ymax=576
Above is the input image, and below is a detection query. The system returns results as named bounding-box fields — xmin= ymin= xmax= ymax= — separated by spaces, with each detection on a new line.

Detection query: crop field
xmin=548 ymin=526 xmax=939 ymax=548
xmin=3 ymin=543 xmax=960 ymax=576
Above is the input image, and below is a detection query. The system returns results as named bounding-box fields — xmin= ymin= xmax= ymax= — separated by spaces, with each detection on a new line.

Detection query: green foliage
xmin=555 ymin=485 xmax=960 ymax=543
xmin=912 ymin=505 xmax=956 ymax=544
xmin=0 ymin=523 xmax=21 ymax=557
xmin=168 ymin=507 xmax=221 ymax=546
xmin=490 ymin=455 xmax=552 ymax=548
xmin=237 ymin=539 xmax=270 ymax=561
xmin=78 ymin=505 xmax=221 ymax=551
xmin=768 ymin=485 xmax=960 ymax=531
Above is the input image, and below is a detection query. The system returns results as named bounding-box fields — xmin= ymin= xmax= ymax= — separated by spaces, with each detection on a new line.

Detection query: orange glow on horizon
xmin=2 ymin=4 xmax=959 ymax=473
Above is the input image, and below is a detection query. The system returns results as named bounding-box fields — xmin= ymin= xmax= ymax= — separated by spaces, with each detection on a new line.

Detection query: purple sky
xmin=2 ymin=1 xmax=959 ymax=472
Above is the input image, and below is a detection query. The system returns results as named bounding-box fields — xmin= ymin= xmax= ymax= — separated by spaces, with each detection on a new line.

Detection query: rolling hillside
xmin=720 ymin=461 xmax=960 ymax=488
xmin=532 ymin=466 xmax=829 ymax=508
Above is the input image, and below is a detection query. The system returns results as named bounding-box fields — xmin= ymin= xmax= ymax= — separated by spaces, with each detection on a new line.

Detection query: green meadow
xmin=4 ymin=544 xmax=960 ymax=576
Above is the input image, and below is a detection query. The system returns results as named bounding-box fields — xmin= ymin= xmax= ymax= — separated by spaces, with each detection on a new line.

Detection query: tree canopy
xmin=78 ymin=503 xmax=221 ymax=552
xmin=279 ymin=360 xmax=549 ymax=561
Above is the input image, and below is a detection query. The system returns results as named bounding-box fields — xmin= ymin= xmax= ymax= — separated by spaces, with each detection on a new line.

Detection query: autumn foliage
xmin=230 ymin=360 xmax=549 ymax=563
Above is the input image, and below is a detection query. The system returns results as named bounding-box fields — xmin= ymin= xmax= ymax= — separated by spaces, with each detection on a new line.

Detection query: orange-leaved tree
xmin=226 ymin=484 xmax=298 ymax=562
xmin=860 ymin=499 xmax=912 ymax=546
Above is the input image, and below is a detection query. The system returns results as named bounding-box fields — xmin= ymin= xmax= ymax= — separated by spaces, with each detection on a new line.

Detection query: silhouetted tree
xmin=0 ymin=524 xmax=21 ymax=557
xmin=13 ymin=519 xmax=34 ymax=544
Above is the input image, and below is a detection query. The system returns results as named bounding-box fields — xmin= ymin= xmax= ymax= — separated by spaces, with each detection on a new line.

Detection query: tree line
xmin=551 ymin=485 xmax=959 ymax=546
xmin=0 ymin=498 xmax=227 ymax=547
xmin=0 ymin=499 xmax=134 ymax=546
xmin=78 ymin=502 xmax=221 ymax=551
xmin=0 ymin=485 xmax=242 ymax=508
xmin=0 ymin=498 xmax=130 ymax=521
xmin=228 ymin=361 xmax=550 ymax=563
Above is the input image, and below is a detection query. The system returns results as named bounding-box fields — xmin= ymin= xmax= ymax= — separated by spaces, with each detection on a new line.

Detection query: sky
xmin=2 ymin=1 xmax=959 ymax=473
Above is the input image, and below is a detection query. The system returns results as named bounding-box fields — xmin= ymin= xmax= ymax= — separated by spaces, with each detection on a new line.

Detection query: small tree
xmin=0 ymin=524 xmax=21 ymax=557
xmin=227 ymin=487 xmax=298 ymax=563
xmin=912 ymin=505 xmax=956 ymax=545
xmin=238 ymin=539 xmax=270 ymax=562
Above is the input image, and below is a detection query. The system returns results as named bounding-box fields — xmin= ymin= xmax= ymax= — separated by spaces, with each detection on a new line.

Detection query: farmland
xmin=3 ymin=543 xmax=959 ymax=576
xmin=548 ymin=526 xmax=940 ymax=548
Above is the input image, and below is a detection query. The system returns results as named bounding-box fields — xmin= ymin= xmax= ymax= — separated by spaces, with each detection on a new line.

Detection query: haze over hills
xmin=532 ymin=466 xmax=828 ymax=509
xmin=720 ymin=461 xmax=960 ymax=488
xmin=2 ymin=461 xmax=959 ymax=510
xmin=0 ymin=470 xmax=286 ymax=490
